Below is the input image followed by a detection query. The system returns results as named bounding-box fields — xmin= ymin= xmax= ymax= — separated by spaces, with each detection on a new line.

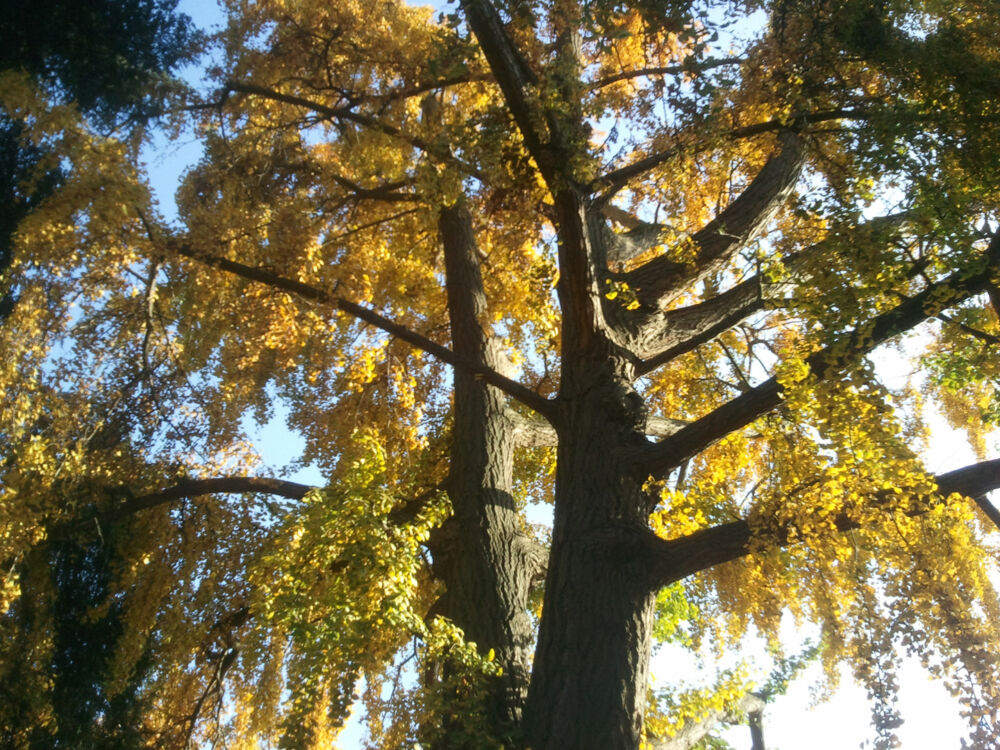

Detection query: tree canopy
xmin=0 ymin=0 xmax=198 ymax=318
xmin=2 ymin=1 xmax=1000 ymax=748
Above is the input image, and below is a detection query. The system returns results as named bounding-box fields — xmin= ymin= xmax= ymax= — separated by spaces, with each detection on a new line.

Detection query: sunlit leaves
xmin=677 ymin=360 xmax=1000 ymax=744
xmin=643 ymin=664 xmax=754 ymax=747
xmin=249 ymin=434 xmax=448 ymax=743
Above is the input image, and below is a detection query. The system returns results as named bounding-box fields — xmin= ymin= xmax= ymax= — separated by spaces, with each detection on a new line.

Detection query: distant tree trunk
xmin=650 ymin=692 xmax=767 ymax=750
xmin=749 ymin=705 xmax=766 ymax=750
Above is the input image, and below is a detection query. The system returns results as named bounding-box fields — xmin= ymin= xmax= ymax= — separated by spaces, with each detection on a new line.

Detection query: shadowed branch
xmin=643 ymin=458 xmax=1000 ymax=589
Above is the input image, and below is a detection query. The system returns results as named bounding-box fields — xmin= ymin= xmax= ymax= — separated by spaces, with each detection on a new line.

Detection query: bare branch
xmin=935 ymin=310 xmax=1000 ymax=345
xmin=329 ymin=174 xmax=420 ymax=202
xmin=975 ymin=494 xmax=1000 ymax=530
xmin=373 ymin=72 xmax=490 ymax=103
xmin=600 ymin=204 xmax=645 ymax=231
xmin=601 ymin=217 xmax=667 ymax=266
xmin=510 ymin=409 xmax=559 ymax=448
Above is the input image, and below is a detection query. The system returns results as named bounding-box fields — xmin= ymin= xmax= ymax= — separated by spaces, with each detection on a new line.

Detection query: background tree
xmin=0 ymin=1 xmax=197 ymax=745
xmin=0 ymin=0 xmax=198 ymax=317
xmin=2 ymin=1 xmax=1000 ymax=749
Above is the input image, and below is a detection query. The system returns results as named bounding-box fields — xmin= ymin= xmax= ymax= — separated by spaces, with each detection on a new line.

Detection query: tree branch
xmin=111 ymin=476 xmax=313 ymax=519
xmin=97 ymin=478 xmax=443 ymax=530
xmin=629 ymin=275 xmax=764 ymax=369
xmin=12 ymin=476 xmax=316 ymax=564
xmin=329 ymin=174 xmax=420 ymax=202
xmin=509 ymin=410 xmax=688 ymax=448
xmin=633 ymin=237 xmax=1000 ymax=479
xmin=171 ymin=242 xmax=557 ymax=421
xmin=590 ymin=56 xmax=745 ymax=91
xmin=614 ymin=130 xmax=805 ymax=308
xmin=601 ymin=216 xmax=667 ymax=266
xmin=370 ymin=72 xmax=489 ymax=104
xmin=649 ymin=692 xmax=766 ymax=750
xmin=592 ymin=110 xmax=859 ymax=200
xmin=458 ymin=0 xmax=553 ymax=179
xmin=627 ymin=212 xmax=913 ymax=370
xmin=643 ymin=458 xmax=1000 ymax=589
xmin=224 ymin=80 xmax=484 ymax=180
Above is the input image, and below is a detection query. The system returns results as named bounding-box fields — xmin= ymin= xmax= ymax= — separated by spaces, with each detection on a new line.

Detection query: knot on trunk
xmin=600 ymin=380 xmax=647 ymax=433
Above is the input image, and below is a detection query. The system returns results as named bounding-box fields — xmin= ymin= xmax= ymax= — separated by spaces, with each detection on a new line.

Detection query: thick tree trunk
xmin=523 ymin=192 xmax=659 ymax=749
xmin=523 ymin=356 xmax=657 ymax=749
xmin=432 ymin=204 xmax=538 ymax=733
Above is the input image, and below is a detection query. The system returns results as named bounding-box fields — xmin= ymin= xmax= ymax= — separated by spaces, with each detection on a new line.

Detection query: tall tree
xmin=2 ymin=1 xmax=1000 ymax=749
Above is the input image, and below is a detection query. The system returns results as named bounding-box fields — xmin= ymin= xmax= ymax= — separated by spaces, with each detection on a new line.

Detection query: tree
xmin=0 ymin=1 xmax=197 ymax=744
xmin=2 ymin=0 xmax=1000 ymax=748
xmin=0 ymin=0 xmax=198 ymax=318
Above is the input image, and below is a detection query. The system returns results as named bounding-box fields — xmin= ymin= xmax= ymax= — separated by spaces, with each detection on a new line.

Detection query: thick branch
xmin=459 ymin=0 xmax=552 ymax=177
xmin=593 ymin=110 xmax=859 ymax=199
xmin=602 ymin=218 xmax=667 ymax=266
xmin=510 ymin=410 xmax=688 ymax=448
xmin=596 ymin=105 xmax=1000 ymax=200
xmin=510 ymin=409 xmax=558 ymax=447
xmin=96 ymin=478 xmax=442 ymax=530
xmin=629 ymin=275 xmax=764 ymax=369
xmin=112 ymin=476 xmax=313 ymax=519
xmin=10 ymin=477 xmax=316 ymax=563
xmin=634 ymin=241 xmax=1000 ymax=479
xmin=329 ymin=174 xmax=419 ymax=202
xmin=604 ymin=190 xmax=907 ymax=275
xmin=644 ymin=458 xmax=1000 ymax=589
xmin=628 ymin=213 xmax=913 ymax=369
xmin=615 ymin=130 xmax=804 ymax=308
xmin=172 ymin=243 xmax=556 ymax=420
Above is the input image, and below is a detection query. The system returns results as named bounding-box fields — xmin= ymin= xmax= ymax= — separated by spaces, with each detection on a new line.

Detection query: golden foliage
xmin=2 ymin=0 xmax=1000 ymax=747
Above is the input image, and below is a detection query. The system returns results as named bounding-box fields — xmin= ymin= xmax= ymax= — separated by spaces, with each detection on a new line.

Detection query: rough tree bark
xmin=432 ymin=202 xmax=542 ymax=732
xmin=521 ymin=186 xmax=659 ymax=748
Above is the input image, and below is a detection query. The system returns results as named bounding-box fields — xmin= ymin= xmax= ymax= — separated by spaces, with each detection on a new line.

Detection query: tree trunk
xmin=523 ymin=193 xmax=658 ymax=749
xmin=432 ymin=204 xmax=538 ymax=734
xmin=523 ymin=357 xmax=657 ymax=749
